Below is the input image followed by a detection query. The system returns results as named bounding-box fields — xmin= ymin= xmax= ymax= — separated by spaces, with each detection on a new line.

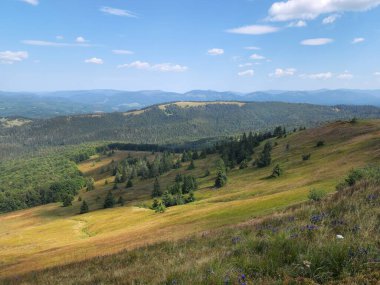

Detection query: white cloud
xmin=21 ymin=0 xmax=38 ymax=6
xmin=287 ymin=20 xmax=307 ymax=27
xmin=238 ymin=70 xmax=255 ymax=77
xmin=239 ymin=63 xmax=253 ymax=68
xmin=300 ymin=72 xmax=333 ymax=79
xmin=56 ymin=35 xmax=64 ymax=40
xmin=226 ymin=25 xmax=280 ymax=35
xmin=118 ymin=61 xmax=188 ymax=72
xmin=352 ymin=37 xmax=365 ymax=44
xmin=268 ymin=0 xmax=380 ymax=21
xmin=0 ymin=51 xmax=28 ymax=64
xmin=250 ymin=53 xmax=266 ymax=60
xmin=301 ymin=38 xmax=333 ymax=46
xmin=374 ymin=72 xmax=380 ymax=76
xmin=322 ymin=14 xmax=341 ymax=24
xmin=100 ymin=6 xmax=137 ymax=17
xmin=270 ymin=68 xmax=296 ymax=77
xmin=152 ymin=63 xmax=188 ymax=72
xmin=85 ymin=58 xmax=104 ymax=64
xmin=244 ymin=46 xmax=261 ymax=50
xmin=337 ymin=71 xmax=353 ymax=79
xmin=22 ymin=40 xmax=91 ymax=47
xmin=112 ymin=49 xmax=134 ymax=55
xmin=76 ymin=36 xmax=86 ymax=43
xmin=207 ymin=48 xmax=224 ymax=56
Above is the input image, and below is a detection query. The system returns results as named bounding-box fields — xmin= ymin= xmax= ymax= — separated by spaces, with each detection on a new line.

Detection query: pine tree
xmin=187 ymin=159 xmax=195 ymax=170
xmin=257 ymin=142 xmax=272 ymax=168
xmin=118 ymin=196 xmax=125 ymax=206
xmin=80 ymin=200 xmax=89 ymax=214
xmin=126 ymin=180 xmax=133 ymax=188
xmin=271 ymin=164 xmax=282 ymax=177
xmin=215 ymin=170 xmax=227 ymax=188
xmin=152 ymin=178 xmax=162 ymax=197
xmin=62 ymin=194 xmax=73 ymax=207
xmin=103 ymin=191 xmax=115 ymax=208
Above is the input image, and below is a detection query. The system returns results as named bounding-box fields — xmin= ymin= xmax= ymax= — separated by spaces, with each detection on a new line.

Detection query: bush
xmin=308 ymin=189 xmax=327 ymax=202
xmin=316 ymin=140 xmax=325 ymax=147
xmin=79 ymin=200 xmax=89 ymax=214
xmin=302 ymin=154 xmax=311 ymax=161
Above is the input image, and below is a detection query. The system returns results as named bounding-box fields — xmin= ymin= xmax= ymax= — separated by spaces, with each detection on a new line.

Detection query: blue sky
xmin=1 ymin=0 xmax=380 ymax=92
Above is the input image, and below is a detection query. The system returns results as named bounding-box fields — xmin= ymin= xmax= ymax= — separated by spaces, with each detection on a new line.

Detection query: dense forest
xmin=1 ymin=102 xmax=379 ymax=159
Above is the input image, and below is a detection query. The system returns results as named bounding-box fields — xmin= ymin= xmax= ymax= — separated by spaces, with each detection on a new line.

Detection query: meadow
xmin=0 ymin=120 xmax=379 ymax=282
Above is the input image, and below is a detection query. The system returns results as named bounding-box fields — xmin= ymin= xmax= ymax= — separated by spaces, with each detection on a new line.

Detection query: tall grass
xmin=3 ymin=166 xmax=379 ymax=284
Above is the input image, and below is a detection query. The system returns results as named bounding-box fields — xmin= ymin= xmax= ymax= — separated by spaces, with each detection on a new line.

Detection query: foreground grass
xmin=0 ymin=120 xmax=379 ymax=279
xmin=2 ymin=167 xmax=379 ymax=284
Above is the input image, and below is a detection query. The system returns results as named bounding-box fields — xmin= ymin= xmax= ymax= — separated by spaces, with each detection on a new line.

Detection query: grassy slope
xmin=0 ymin=120 xmax=379 ymax=279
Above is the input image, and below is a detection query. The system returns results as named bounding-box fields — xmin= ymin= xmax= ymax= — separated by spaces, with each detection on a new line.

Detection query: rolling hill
xmin=1 ymin=101 xmax=380 ymax=160
xmin=0 ymin=119 xmax=379 ymax=283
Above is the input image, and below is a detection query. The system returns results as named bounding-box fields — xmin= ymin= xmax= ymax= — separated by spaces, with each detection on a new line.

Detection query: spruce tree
xmin=151 ymin=178 xmax=162 ymax=197
xmin=187 ymin=159 xmax=195 ymax=170
xmin=126 ymin=180 xmax=133 ymax=188
xmin=62 ymin=194 xmax=73 ymax=207
xmin=103 ymin=191 xmax=115 ymax=208
xmin=118 ymin=196 xmax=125 ymax=206
xmin=215 ymin=170 xmax=227 ymax=188
xmin=257 ymin=142 xmax=272 ymax=168
xmin=80 ymin=200 xmax=89 ymax=214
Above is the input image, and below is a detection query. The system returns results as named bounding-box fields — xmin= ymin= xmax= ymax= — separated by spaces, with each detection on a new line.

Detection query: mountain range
xmin=1 ymin=89 xmax=380 ymax=118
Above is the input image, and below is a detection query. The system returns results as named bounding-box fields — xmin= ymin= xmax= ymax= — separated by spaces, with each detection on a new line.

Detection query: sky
xmin=1 ymin=0 xmax=380 ymax=92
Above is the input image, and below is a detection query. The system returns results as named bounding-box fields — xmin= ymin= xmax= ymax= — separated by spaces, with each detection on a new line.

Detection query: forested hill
xmin=1 ymin=101 xmax=380 ymax=158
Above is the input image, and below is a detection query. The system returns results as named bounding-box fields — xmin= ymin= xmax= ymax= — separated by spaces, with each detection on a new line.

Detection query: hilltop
xmin=0 ymin=119 xmax=379 ymax=283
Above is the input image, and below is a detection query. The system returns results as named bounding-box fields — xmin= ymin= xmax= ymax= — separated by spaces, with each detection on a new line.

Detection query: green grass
xmin=0 ymin=120 xmax=379 ymax=281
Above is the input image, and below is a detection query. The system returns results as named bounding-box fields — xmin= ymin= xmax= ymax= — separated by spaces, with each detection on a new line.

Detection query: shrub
xmin=308 ymin=189 xmax=327 ymax=202
xmin=79 ymin=200 xmax=89 ymax=214
xmin=302 ymin=154 xmax=311 ymax=161
xmin=316 ymin=140 xmax=325 ymax=147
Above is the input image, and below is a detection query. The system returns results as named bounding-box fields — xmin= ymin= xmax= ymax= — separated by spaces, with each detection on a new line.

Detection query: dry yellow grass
xmin=0 ymin=120 xmax=379 ymax=278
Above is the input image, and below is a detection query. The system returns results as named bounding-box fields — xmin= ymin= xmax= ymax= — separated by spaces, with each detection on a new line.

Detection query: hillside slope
xmin=1 ymin=101 xmax=379 ymax=159
xmin=0 ymin=120 xmax=379 ymax=280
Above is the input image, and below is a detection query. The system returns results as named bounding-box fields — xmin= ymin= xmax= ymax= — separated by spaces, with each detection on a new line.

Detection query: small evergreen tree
xmin=103 ymin=191 xmax=115 ymax=208
xmin=151 ymin=178 xmax=162 ymax=197
xmin=271 ymin=164 xmax=283 ymax=177
xmin=118 ymin=196 xmax=125 ymax=206
xmin=62 ymin=194 xmax=73 ymax=207
xmin=215 ymin=170 xmax=227 ymax=188
xmin=187 ymin=159 xmax=195 ymax=170
xmin=80 ymin=200 xmax=89 ymax=214
xmin=86 ymin=177 xmax=95 ymax=191
xmin=257 ymin=142 xmax=272 ymax=168
xmin=186 ymin=191 xmax=195 ymax=203
xmin=126 ymin=180 xmax=133 ymax=188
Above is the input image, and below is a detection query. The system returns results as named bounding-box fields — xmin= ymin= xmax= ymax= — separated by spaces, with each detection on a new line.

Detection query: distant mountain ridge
xmin=1 ymin=89 xmax=380 ymax=118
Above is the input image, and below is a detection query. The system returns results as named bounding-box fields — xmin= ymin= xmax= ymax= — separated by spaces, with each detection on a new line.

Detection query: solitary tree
xmin=257 ymin=142 xmax=272 ymax=168
xmin=126 ymin=180 xmax=133 ymax=188
xmin=151 ymin=178 xmax=162 ymax=197
xmin=118 ymin=196 xmax=125 ymax=206
xmin=215 ymin=170 xmax=228 ymax=188
xmin=80 ymin=200 xmax=89 ymax=214
xmin=271 ymin=164 xmax=283 ymax=178
xmin=187 ymin=159 xmax=195 ymax=170
xmin=103 ymin=191 xmax=115 ymax=209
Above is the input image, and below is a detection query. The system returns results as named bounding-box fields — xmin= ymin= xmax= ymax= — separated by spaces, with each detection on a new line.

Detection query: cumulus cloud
xmin=250 ymin=53 xmax=266 ymax=60
xmin=0 ymin=51 xmax=28 ymax=64
xmin=100 ymin=6 xmax=137 ymax=17
xmin=301 ymin=38 xmax=333 ymax=46
xmin=112 ymin=49 xmax=134 ymax=55
xmin=21 ymin=0 xmax=38 ymax=5
xmin=207 ymin=48 xmax=224 ymax=56
xmin=322 ymin=14 xmax=341 ymax=24
xmin=76 ymin=36 xmax=86 ymax=43
xmin=268 ymin=0 xmax=380 ymax=21
xmin=238 ymin=70 xmax=255 ymax=77
xmin=287 ymin=20 xmax=307 ymax=27
xmin=337 ymin=71 xmax=353 ymax=79
xmin=270 ymin=68 xmax=296 ymax=77
xmin=118 ymin=61 xmax=188 ymax=72
xmin=226 ymin=25 xmax=280 ymax=35
xmin=352 ymin=37 xmax=365 ymax=44
xmin=84 ymin=57 xmax=104 ymax=64
xmin=300 ymin=72 xmax=333 ymax=79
